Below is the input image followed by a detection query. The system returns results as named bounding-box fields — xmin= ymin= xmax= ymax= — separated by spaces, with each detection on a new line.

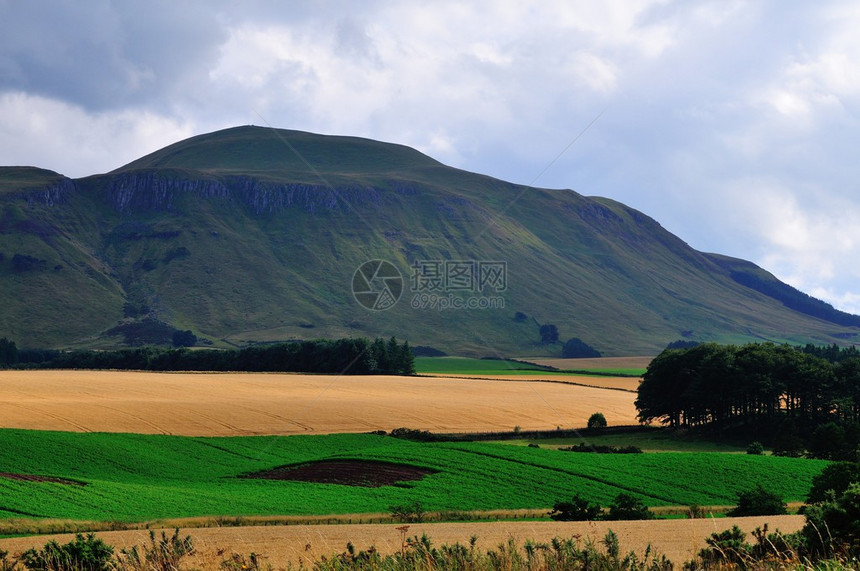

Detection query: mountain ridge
xmin=0 ymin=125 xmax=856 ymax=355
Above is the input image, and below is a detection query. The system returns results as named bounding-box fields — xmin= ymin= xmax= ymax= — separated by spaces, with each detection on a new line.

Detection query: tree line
xmin=636 ymin=342 xmax=860 ymax=458
xmin=0 ymin=336 xmax=415 ymax=375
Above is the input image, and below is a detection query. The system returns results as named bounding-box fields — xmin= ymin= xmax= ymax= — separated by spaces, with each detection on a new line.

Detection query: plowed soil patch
xmin=244 ymin=460 xmax=435 ymax=487
xmin=0 ymin=472 xmax=86 ymax=486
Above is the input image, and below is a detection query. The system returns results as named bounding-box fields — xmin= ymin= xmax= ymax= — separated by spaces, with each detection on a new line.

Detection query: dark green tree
xmin=807 ymin=422 xmax=847 ymax=460
xmin=539 ymin=324 xmax=559 ymax=344
xmin=746 ymin=441 xmax=765 ymax=455
xmin=803 ymin=482 xmax=860 ymax=557
xmin=727 ymin=485 xmax=787 ymax=517
xmin=807 ymin=462 xmax=860 ymax=504
xmin=172 ymin=330 xmax=197 ymax=348
xmin=562 ymin=337 xmax=601 ymax=358
xmin=604 ymin=493 xmax=654 ymax=520
xmin=0 ymin=337 xmax=17 ymax=367
xmin=549 ymin=494 xmax=602 ymax=521
xmin=587 ymin=412 xmax=607 ymax=429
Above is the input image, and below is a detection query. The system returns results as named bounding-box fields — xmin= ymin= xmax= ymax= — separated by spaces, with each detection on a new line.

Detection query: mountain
xmin=1 ymin=125 xmax=858 ymax=356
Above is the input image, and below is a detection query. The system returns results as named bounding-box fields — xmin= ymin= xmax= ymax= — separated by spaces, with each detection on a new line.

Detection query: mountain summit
xmin=1 ymin=126 xmax=857 ymax=355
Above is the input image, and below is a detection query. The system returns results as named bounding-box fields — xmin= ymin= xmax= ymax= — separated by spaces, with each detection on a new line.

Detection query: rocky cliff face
xmin=20 ymin=177 xmax=75 ymax=207
xmin=101 ymin=171 xmax=386 ymax=215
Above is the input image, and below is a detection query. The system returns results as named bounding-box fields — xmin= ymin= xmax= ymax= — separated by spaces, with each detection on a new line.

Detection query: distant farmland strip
xmin=0 ymin=429 xmax=826 ymax=523
xmin=0 ymin=370 xmax=639 ymax=435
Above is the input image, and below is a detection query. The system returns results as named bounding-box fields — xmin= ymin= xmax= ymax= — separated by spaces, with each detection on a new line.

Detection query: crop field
xmin=523 ymin=356 xmax=653 ymax=376
xmin=494 ymin=427 xmax=750 ymax=453
xmin=0 ymin=516 xmax=806 ymax=568
xmin=0 ymin=429 xmax=826 ymax=522
xmin=415 ymin=357 xmax=642 ymax=391
xmin=414 ymin=357 xmax=551 ymax=375
xmin=0 ymin=370 xmax=638 ymax=435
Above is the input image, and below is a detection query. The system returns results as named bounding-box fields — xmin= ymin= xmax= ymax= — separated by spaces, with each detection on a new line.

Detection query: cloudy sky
xmin=2 ymin=1 xmax=860 ymax=313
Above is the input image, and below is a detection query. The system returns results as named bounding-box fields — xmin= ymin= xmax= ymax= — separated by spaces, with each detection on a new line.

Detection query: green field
xmin=494 ymin=428 xmax=750 ymax=453
xmin=0 ymin=429 xmax=826 ymax=522
xmin=414 ymin=357 xmax=645 ymax=377
xmin=578 ymin=367 xmax=646 ymax=376
xmin=414 ymin=357 xmax=550 ymax=375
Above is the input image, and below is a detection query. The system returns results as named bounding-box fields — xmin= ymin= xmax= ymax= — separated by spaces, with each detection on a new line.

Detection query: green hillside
xmin=1 ymin=125 xmax=857 ymax=354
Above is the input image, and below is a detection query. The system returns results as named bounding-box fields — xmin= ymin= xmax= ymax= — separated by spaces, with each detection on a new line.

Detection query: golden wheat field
xmin=0 ymin=516 xmax=804 ymax=569
xmin=0 ymin=370 xmax=638 ymax=436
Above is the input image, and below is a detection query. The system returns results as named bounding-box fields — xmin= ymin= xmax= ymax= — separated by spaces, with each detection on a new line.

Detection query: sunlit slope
xmin=1 ymin=126 xmax=857 ymax=353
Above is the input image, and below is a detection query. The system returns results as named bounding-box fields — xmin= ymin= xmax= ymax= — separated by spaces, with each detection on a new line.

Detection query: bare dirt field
xmin=0 ymin=516 xmax=804 ymax=569
xmin=0 ymin=370 xmax=638 ymax=436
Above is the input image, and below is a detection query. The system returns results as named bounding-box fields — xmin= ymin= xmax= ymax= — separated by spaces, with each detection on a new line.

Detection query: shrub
xmin=562 ymin=337 xmax=601 ymax=358
xmin=727 ymin=484 xmax=787 ymax=517
xmin=807 ymin=461 xmax=860 ymax=504
xmin=172 ymin=329 xmax=197 ymax=347
xmin=119 ymin=528 xmax=193 ymax=571
xmin=549 ymin=494 xmax=602 ymax=521
xmin=698 ymin=525 xmax=748 ymax=565
xmin=746 ymin=441 xmax=765 ymax=455
xmin=539 ymin=324 xmax=559 ymax=344
xmin=587 ymin=412 xmax=607 ymax=429
xmin=605 ymin=493 xmax=654 ymax=520
xmin=389 ymin=500 xmax=426 ymax=523
xmin=21 ymin=533 xmax=114 ymax=571
xmin=802 ymin=482 xmax=860 ymax=557
xmin=559 ymin=443 xmax=642 ymax=454
xmin=388 ymin=427 xmax=438 ymax=442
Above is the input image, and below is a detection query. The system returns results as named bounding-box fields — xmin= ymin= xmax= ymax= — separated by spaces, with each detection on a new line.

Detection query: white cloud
xmin=716 ymin=177 xmax=860 ymax=313
xmin=3 ymin=0 xmax=860 ymax=317
xmin=0 ymin=92 xmax=194 ymax=177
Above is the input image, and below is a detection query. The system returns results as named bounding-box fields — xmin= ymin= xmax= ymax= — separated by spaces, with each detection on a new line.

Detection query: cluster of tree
xmin=10 ymin=337 xmax=415 ymax=375
xmin=587 ymin=412 xmax=607 ymax=429
xmin=539 ymin=324 xmax=559 ymax=343
xmin=700 ymin=464 xmax=860 ymax=565
xmin=549 ymin=493 xmax=653 ymax=521
xmin=0 ymin=337 xmax=17 ymax=367
xmin=562 ymin=337 xmax=601 ymax=358
xmin=665 ymin=339 xmax=700 ymax=350
xmin=636 ymin=342 xmax=860 ymax=457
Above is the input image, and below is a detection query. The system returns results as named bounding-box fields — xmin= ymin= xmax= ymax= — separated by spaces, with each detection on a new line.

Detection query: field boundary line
xmin=415 ymin=373 xmax=637 ymax=393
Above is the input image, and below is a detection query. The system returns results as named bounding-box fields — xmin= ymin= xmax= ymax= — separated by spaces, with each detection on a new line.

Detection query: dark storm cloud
xmin=0 ymin=0 xmax=226 ymax=110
